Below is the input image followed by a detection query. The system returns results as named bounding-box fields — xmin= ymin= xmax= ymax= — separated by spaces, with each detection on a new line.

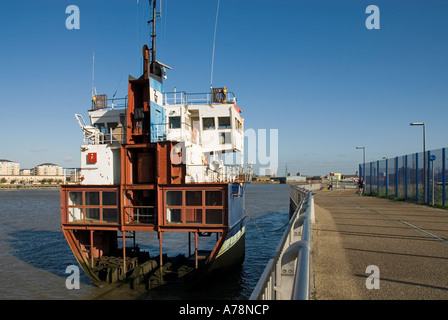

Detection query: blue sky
xmin=1 ymin=0 xmax=448 ymax=176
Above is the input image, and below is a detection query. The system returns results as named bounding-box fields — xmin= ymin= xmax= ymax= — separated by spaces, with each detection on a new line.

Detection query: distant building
xmin=328 ymin=172 xmax=341 ymax=181
xmin=33 ymin=163 xmax=63 ymax=176
xmin=0 ymin=159 xmax=20 ymax=175
xmin=20 ymin=169 xmax=32 ymax=175
xmin=286 ymin=175 xmax=306 ymax=183
xmin=341 ymin=174 xmax=358 ymax=181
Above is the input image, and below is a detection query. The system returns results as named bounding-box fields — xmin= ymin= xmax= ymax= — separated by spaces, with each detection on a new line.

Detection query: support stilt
xmin=195 ymin=231 xmax=198 ymax=269
xmin=159 ymin=231 xmax=164 ymax=283
xmin=122 ymin=231 xmax=127 ymax=274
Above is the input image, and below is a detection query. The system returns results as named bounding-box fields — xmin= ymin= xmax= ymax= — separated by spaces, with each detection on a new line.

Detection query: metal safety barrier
xmin=249 ymin=186 xmax=315 ymax=300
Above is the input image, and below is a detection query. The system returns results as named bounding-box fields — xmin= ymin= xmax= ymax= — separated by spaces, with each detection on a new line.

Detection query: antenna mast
xmin=149 ymin=0 xmax=157 ymax=74
xmin=210 ymin=0 xmax=220 ymax=91
xmin=91 ymin=51 xmax=95 ymax=99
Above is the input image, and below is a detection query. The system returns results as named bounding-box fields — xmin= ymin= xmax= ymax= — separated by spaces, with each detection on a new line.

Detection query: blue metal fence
xmin=360 ymin=147 xmax=447 ymax=206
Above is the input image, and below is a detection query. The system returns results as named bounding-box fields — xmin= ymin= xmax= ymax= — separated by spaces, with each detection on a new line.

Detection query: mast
xmin=150 ymin=0 xmax=156 ymax=75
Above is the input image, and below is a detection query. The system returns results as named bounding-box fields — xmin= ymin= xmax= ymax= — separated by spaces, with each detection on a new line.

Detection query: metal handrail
xmin=249 ymin=186 xmax=314 ymax=300
xmin=164 ymin=91 xmax=236 ymax=106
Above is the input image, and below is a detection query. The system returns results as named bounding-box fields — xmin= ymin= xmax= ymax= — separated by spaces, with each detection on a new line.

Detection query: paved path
xmin=312 ymin=189 xmax=448 ymax=300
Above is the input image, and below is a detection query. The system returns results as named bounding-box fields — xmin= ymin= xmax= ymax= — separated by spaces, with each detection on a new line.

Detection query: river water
xmin=0 ymin=184 xmax=290 ymax=300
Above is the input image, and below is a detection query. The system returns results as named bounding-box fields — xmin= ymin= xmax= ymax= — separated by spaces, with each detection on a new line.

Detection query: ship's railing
xmin=150 ymin=121 xmax=193 ymax=143
xmin=164 ymin=90 xmax=236 ymax=106
xmin=63 ymin=168 xmax=81 ymax=184
xmin=90 ymin=97 xmax=128 ymax=111
xmin=102 ymin=125 xmax=126 ymax=145
xmin=250 ymin=186 xmax=314 ymax=300
xmin=186 ymin=164 xmax=253 ymax=184
xmin=123 ymin=206 xmax=156 ymax=224
xmin=214 ymin=164 xmax=253 ymax=183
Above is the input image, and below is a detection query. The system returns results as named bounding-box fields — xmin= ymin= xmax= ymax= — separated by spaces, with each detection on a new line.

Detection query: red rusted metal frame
xmin=60 ymin=187 xmax=68 ymax=224
xmin=122 ymin=231 xmax=127 ymax=274
xmin=121 ymin=224 xmax=156 ymax=232
xmin=62 ymin=224 xmax=120 ymax=231
xmin=61 ymin=185 xmax=120 ymax=225
xmin=126 ymin=81 xmax=134 ymax=143
xmin=159 ymin=184 xmax=228 ymax=229
xmin=195 ymin=232 xmax=198 ymax=269
xmin=90 ymin=230 xmax=94 ymax=268
xmin=156 ymin=184 xmax=230 ymax=270
xmin=205 ymin=231 xmax=228 ymax=265
xmin=158 ymin=231 xmax=163 ymax=280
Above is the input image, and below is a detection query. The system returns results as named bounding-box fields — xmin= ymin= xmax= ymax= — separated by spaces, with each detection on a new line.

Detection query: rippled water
xmin=0 ymin=184 xmax=290 ymax=300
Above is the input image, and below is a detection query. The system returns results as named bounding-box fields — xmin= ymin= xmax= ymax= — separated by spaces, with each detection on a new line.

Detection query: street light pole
xmin=410 ymin=122 xmax=426 ymax=203
xmin=356 ymin=146 xmax=366 ymax=181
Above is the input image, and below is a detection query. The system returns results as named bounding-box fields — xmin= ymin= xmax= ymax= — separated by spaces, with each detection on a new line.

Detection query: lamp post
xmin=356 ymin=146 xmax=366 ymax=181
xmin=410 ymin=122 xmax=426 ymax=203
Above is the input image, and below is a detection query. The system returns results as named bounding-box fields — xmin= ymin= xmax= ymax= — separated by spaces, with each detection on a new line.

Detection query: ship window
xmin=206 ymin=209 xmax=223 ymax=224
xmin=68 ymin=207 xmax=83 ymax=222
xmin=103 ymin=209 xmax=118 ymax=223
xmin=202 ymin=117 xmax=215 ymax=130
xmin=68 ymin=192 xmax=82 ymax=206
xmin=166 ymin=190 xmax=182 ymax=206
xmin=85 ymin=192 xmax=100 ymax=205
xmin=103 ymin=192 xmax=117 ymax=205
xmin=186 ymin=208 xmax=202 ymax=224
xmin=94 ymin=123 xmax=106 ymax=134
xmin=218 ymin=117 xmax=231 ymax=129
xmin=206 ymin=191 xmax=222 ymax=206
xmin=108 ymin=122 xmax=118 ymax=132
xmin=167 ymin=208 xmax=182 ymax=223
xmin=86 ymin=208 xmax=100 ymax=221
xmin=235 ymin=118 xmax=243 ymax=133
xmin=163 ymin=188 xmax=225 ymax=226
xmin=169 ymin=116 xmax=181 ymax=129
xmin=186 ymin=191 xmax=202 ymax=206
xmin=219 ymin=132 xmax=231 ymax=144
xmin=66 ymin=189 xmax=118 ymax=224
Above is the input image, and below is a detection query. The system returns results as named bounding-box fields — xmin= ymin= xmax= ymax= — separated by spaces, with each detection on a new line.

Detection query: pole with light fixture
xmin=410 ymin=122 xmax=426 ymax=203
xmin=356 ymin=146 xmax=366 ymax=181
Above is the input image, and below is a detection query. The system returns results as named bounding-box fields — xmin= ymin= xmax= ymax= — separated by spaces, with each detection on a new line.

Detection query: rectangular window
xmin=206 ymin=191 xmax=222 ymax=206
xmin=103 ymin=209 xmax=118 ymax=223
xmin=218 ymin=117 xmax=231 ymax=129
xmin=69 ymin=192 xmax=82 ymax=206
xmin=167 ymin=208 xmax=182 ymax=223
xmin=164 ymin=189 xmax=225 ymax=226
xmin=103 ymin=192 xmax=117 ymax=205
xmin=86 ymin=208 xmax=100 ymax=221
xmin=202 ymin=117 xmax=215 ymax=130
xmin=186 ymin=208 xmax=202 ymax=224
xmin=169 ymin=116 xmax=181 ymax=129
xmin=219 ymin=132 xmax=231 ymax=144
xmin=66 ymin=189 xmax=118 ymax=224
xmin=206 ymin=209 xmax=223 ymax=224
xmin=68 ymin=207 xmax=83 ymax=222
xmin=186 ymin=191 xmax=202 ymax=206
xmin=94 ymin=123 xmax=106 ymax=134
xmin=166 ymin=190 xmax=182 ymax=206
xmin=235 ymin=118 xmax=243 ymax=133
xmin=108 ymin=122 xmax=118 ymax=130
xmin=85 ymin=192 xmax=99 ymax=205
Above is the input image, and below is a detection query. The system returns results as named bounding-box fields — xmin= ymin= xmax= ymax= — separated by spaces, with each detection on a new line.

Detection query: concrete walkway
xmin=312 ymin=189 xmax=448 ymax=300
